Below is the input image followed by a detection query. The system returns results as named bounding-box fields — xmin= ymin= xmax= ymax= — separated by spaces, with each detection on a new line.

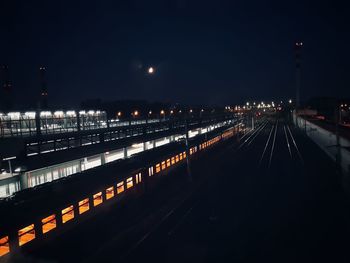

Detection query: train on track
xmin=0 ymin=124 xmax=238 ymax=261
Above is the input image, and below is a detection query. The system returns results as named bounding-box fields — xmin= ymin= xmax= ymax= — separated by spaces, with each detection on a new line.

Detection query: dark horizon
xmin=1 ymin=0 xmax=350 ymax=108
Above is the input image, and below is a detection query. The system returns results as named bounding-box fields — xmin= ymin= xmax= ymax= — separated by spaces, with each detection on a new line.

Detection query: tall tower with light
xmin=39 ymin=66 xmax=48 ymax=109
xmin=295 ymin=41 xmax=303 ymax=109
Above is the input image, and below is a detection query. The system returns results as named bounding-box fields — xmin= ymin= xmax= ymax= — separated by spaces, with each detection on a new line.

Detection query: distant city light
xmin=117 ymin=111 xmax=122 ymax=117
xmin=289 ymin=99 xmax=292 ymax=104
xmin=24 ymin=112 xmax=36 ymax=118
xmin=54 ymin=111 xmax=64 ymax=116
xmin=40 ymin=111 xmax=51 ymax=117
xmin=160 ymin=110 xmax=165 ymax=115
xmin=133 ymin=110 xmax=139 ymax=116
xmin=66 ymin=111 xmax=76 ymax=116
xmin=148 ymin=110 xmax=152 ymax=115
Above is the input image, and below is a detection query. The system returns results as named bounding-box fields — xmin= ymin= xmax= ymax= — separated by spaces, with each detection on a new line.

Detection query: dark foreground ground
xmin=14 ymin=117 xmax=350 ymax=263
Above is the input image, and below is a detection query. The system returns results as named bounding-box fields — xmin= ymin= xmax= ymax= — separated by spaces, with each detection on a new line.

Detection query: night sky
xmin=1 ymin=0 xmax=349 ymax=108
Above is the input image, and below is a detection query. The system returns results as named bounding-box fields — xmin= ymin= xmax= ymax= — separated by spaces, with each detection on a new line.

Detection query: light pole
xmin=184 ymin=112 xmax=192 ymax=182
xmin=295 ymin=42 xmax=303 ymax=109
xmin=335 ymin=104 xmax=342 ymax=173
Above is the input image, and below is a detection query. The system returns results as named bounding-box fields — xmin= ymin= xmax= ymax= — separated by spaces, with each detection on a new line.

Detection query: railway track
xmin=258 ymin=119 xmax=304 ymax=169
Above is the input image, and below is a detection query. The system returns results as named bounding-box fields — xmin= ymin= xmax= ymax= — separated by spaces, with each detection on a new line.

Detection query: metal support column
xmin=123 ymin=147 xmax=128 ymax=159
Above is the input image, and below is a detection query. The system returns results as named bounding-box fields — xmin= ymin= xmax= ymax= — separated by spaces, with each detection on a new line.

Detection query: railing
xmin=294 ymin=114 xmax=350 ymax=175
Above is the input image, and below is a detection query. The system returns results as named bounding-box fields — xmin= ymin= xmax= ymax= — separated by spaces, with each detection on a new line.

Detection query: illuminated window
xmin=79 ymin=198 xmax=90 ymax=214
xmin=18 ymin=224 xmax=35 ymax=246
xmin=42 ymin=214 xmax=56 ymax=234
xmin=190 ymin=148 xmax=193 ymax=155
xmin=136 ymin=173 xmax=142 ymax=183
xmin=175 ymin=155 xmax=179 ymax=162
xmin=106 ymin=186 xmax=114 ymax=200
xmin=155 ymin=163 xmax=161 ymax=173
xmin=148 ymin=167 xmax=154 ymax=176
xmin=62 ymin=205 xmax=74 ymax=223
xmin=183 ymin=151 xmax=186 ymax=158
xmin=166 ymin=159 xmax=171 ymax=167
xmin=126 ymin=177 xmax=133 ymax=189
xmin=135 ymin=173 xmax=142 ymax=184
xmin=179 ymin=153 xmax=183 ymax=160
xmin=93 ymin=192 xmax=103 ymax=206
xmin=161 ymin=161 xmax=166 ymax=170
xmin=0 ymin=236 xmax=10 ymax=256
xmin=171 ymin=157 xmax=175 ymax=165
xmin=117 ymin=182 xmax=125 ymax=193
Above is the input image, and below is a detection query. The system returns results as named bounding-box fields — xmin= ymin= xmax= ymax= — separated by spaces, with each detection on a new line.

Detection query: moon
xmin=148 ymin=67 xmax=154 ymax=74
